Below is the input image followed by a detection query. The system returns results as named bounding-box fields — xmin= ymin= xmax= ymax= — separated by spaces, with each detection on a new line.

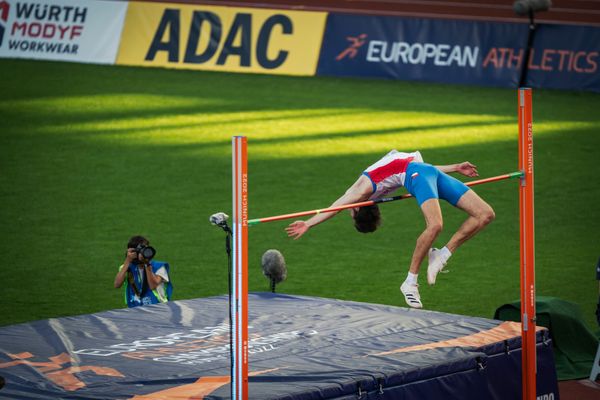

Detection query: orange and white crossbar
xmin=518 ymin=88 xmax=536 ymax=400
xmin=232 ymin=136 xmax=249 ymax=400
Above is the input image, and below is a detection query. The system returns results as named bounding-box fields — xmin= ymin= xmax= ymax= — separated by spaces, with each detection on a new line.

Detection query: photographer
xmin=114 ymin=235 xmax=172 ymax=308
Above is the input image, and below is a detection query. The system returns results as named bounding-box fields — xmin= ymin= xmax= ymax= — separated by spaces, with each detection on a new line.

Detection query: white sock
xmin=440 ymin=246 xmax=452 ymax=262
xmin=405 ymin=272 xmax=418 ymax=285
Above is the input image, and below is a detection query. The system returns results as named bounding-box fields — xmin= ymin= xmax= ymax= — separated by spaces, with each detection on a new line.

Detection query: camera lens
xmin=140 ymin=246 xmax=156 ymax=260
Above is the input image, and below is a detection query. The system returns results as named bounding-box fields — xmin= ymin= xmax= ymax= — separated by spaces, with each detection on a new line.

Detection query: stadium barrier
xmin=116 ymin=2 xmax=326 ymax=75
xmin=318 ymin=13 xmax=600 ymax=92
xmin=0 ymin=0 xmax=127 ymax=63
xmin=0 ymin=0 xmax=597 ymax=91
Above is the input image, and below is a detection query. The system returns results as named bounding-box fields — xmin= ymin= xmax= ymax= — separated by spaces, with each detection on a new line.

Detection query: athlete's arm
xmin=435 ymin=162 xmax=479 ymax=177
xmin=286 ymin=175 xmax=373 ymax=240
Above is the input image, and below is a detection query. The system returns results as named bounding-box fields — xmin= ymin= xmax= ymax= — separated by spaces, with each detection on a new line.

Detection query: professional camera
xmin=134 ymin=243 xmax=156 ymax=261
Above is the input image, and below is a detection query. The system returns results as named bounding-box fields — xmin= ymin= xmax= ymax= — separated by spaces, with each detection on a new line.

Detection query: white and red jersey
xmin=363 ymin=150 xmax=423 ymax=199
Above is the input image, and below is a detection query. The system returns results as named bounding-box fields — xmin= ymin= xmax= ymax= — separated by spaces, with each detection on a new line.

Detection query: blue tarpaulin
xmin=0 ymin=293 xmax=559 ymax=399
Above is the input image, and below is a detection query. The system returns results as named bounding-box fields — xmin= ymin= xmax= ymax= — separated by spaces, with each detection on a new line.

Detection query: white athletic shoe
xmin=427 ymin=248 xmax=448 ymax=285
xmin=400 ymin=282 xmax=423 ymax=309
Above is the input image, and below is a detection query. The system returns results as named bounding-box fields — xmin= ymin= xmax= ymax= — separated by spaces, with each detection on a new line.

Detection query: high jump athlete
xmin=286 ymin=150 xmax=495 ymax=309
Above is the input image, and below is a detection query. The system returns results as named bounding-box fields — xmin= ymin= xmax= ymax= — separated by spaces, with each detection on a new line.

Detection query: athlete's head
xmin=353 ymin=205 xmax=381 ymax=233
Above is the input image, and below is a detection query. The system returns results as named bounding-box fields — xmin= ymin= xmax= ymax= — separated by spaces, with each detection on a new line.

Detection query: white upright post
xmin=232 ymin=136 xmax=249 ymax=400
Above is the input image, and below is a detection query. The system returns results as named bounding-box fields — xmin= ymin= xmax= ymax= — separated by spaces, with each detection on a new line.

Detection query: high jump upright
xmin=231 ymin=88 xmax=536 ymax=400
xmin=519 ymin=88 xmax=536 ymax=400
xmin=232 ymin=136 xmax=249 ymax=400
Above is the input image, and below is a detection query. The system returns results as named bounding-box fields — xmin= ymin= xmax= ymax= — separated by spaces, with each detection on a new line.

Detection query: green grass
xmin=1 ymin=59 xmax=599 ymax=331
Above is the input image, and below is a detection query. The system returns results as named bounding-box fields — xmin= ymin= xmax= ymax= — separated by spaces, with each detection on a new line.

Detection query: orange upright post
xmin=232 ymin=136 xmax=249 ymax=400
xmin=518 ymin=88 xmax=536 ymax=400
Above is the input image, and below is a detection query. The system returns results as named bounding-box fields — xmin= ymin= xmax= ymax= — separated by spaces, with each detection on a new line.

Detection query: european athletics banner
xmin=526 ymin=23 xmax=599 ymax=91
xmin=116 ymin=1 xmax=327 ymax=76
xmin=317 ymin=13 xmax=600 ymax=92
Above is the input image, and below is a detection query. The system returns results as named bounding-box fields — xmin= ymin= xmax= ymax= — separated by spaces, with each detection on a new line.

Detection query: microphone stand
xmin=519 ymin=8 xmax=537 ymax=87
xmin=215 ymin=222 xmax=234 ymax=399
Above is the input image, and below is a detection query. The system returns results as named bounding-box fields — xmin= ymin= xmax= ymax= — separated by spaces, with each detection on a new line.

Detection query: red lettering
xmin=9 ymin=22 xmax=82 ymax=40
xmin=70 ymin=25 xmax=83 ymax=40
xmin=483 ymin=48 xmax=499 ymax=68
xmin=586 ymin=52 xmax=598 ymax=73
xmin=58 ymin=25 xmax=70 ymax=39
xmin=42 ymin=24 xmax=56 ymax=39
xmin=568 ymin=51 xmax=576 ymax=71
xmin=28 ymin=22 xmax=41 ymax=37
xmin=11 ymin=22 xmax=27 ymax=35
xmin=508 ymin=48 xmax=523 ymax=68
xmin=528 ymin=49 xmax=540 ymax=70
xmin=497 ymin=48 xmax=510 ymax=68
xmin=556 ymin=50 xmax=570 ymax=71
xmin=541 ymin=49 xmax=554 ymax=71
xmin=573 ymin=51 xmax=586 ymax=73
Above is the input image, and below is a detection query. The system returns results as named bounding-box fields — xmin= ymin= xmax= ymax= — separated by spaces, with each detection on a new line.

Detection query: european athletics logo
xmin=0 ymin=0 xmax=9 ymax=47
xmin=335 ymin=33 xmax=367 ymax=61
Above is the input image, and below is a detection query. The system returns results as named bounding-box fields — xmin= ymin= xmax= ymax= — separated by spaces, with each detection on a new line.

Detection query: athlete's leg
xmin=427 ymin=172 xmax=493 ymax=285
xmin=401 ymin=199 xmax=443 ymax=308
xmin=445 ymin=190 xmax=495 ymax=253
xmin=409 ymin=198 xmax=443 ymax=274
xmin=401 ymin=163 xmax=442 ymax=308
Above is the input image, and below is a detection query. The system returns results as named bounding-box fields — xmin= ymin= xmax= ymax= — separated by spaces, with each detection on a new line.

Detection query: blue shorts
xmin=404 ymin=162 xmax=469 ymax=207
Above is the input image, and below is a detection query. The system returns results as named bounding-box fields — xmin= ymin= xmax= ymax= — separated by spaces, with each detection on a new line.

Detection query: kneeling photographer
xmin=114 ymin=235 xmax=173 ymax=308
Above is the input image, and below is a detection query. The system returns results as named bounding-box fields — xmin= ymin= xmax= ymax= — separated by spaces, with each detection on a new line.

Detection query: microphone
xmin=261 ymin=249 xmax=287 ymax=292
xmin=210 ymin=212 xmax=230 ymax=233
xmin=513 ymin=0 xmax=551 ymax=16
xmin=210 ymin=212 xmax=229 ymax=226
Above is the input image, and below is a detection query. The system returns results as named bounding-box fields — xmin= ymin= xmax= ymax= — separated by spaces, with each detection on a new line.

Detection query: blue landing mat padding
xmin=0 ymin=293 xmax=559 ymax=399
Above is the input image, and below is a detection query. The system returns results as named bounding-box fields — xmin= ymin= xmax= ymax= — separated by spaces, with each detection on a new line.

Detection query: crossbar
xmin=248 ymin=171 xmax=523 ymax=226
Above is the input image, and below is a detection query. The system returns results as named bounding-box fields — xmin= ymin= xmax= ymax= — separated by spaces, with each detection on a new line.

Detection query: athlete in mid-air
xmin=286 ymin=150 xmax=495 ymax=309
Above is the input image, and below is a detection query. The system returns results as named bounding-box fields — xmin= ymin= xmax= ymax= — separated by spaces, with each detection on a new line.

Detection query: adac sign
xmin=117 ymin=2 xmax=327 ymax=75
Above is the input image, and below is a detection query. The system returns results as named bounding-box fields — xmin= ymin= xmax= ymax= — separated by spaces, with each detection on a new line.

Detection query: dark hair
xmin=353 ymin=205 xmax=381 ymax=233
xmin=127 ymin=235 xmax=149 ymax=249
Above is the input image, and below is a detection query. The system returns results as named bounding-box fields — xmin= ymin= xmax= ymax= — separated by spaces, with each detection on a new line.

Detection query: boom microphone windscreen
xmin=209 ymin=212 xmax=229 ymax=226
xmin=261 ymin=249 xmax=287 ymax=284
xmin=513 ymin=0 xmax=551 ymax=16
